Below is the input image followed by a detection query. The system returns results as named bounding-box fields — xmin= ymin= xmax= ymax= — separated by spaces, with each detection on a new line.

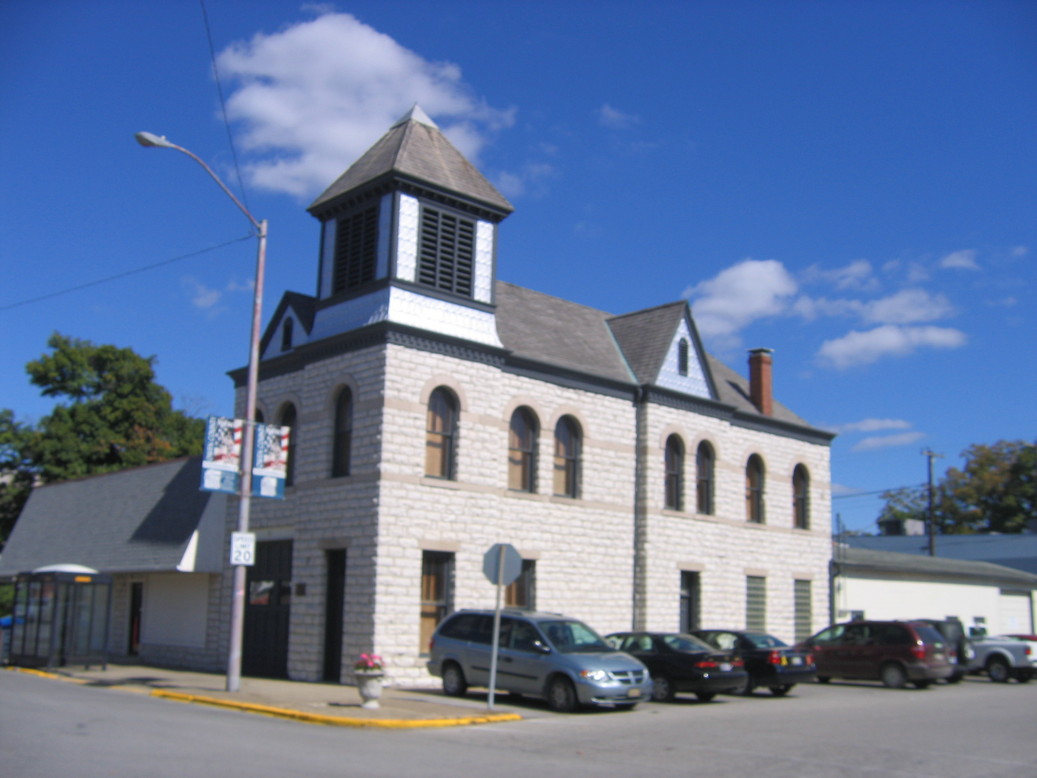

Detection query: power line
xmin=833 ymin=483 xmax=926 ymax=500
xmin=0 ymin=235 xmax=253 ymax=311
xmin=199 ymin=0 xmax=251 ymax=214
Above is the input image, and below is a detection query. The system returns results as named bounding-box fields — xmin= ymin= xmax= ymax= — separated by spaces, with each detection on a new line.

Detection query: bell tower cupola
xmin=305 ymin=105 xmax=513 ymax=347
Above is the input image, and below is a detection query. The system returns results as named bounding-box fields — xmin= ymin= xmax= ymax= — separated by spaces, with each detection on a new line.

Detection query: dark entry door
xmin=243 ymin=540 xmax=293 ymax=678
xmin=323 ymin=549 xmax=346 ymax=682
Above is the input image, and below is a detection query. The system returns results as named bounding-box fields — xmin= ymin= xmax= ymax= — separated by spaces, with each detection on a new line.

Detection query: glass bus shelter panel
xmin=9 ymin=571 xmax=112 ymax=670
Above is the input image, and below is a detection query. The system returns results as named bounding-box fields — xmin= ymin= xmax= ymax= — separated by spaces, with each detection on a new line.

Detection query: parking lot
xmin=430 ymin=677 xmax=1037 ymax=777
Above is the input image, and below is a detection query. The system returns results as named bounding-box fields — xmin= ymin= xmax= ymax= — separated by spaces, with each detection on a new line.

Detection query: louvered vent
xmin=418 ymin=206 xmax=475 ymax=297
xmin=332 ymin=206 xmax=378 ymax=294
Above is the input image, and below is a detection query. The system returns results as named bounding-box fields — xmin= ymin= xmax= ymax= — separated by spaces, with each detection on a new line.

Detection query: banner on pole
xmin=251 ymin=422 xmax=290 ymax=499
xmin=200 ymin=416 xmax=242 ymax=494
xmin=200 ymin=417 xmax=289 ymax=499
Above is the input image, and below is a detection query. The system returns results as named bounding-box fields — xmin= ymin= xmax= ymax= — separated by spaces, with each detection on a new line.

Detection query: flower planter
xmin=355 ymin=670 xmax=385 ymax=709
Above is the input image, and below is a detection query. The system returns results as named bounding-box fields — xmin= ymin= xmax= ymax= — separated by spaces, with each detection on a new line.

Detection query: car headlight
xmin=579 ymin=669 xmax=610 ymax=683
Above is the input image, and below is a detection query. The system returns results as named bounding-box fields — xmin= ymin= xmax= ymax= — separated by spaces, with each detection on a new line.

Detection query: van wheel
xmin=880 ymin=662 xmax=907 ymax=689
xmin=651 ymin=675 xmax=675 ymax=702
xmin=547 ymin=676 xmax=577 ymax=713
xmin=770 ymin=684 xmax=794 ymax=697
xmin=442 ymin=662 xmax=468 ymax=697
xmin=986 ymin=656 xmax=1010 ymax=683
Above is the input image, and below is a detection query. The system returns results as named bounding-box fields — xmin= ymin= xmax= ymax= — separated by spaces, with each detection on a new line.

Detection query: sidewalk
xmin=4 ymin=663 xmax=523 ymax=729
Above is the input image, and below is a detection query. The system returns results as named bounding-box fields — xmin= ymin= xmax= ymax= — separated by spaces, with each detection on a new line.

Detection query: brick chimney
xmin=748 ymin=348 xmax=774 ymax=416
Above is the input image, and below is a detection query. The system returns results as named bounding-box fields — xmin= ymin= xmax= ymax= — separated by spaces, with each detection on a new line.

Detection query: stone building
xmin=223 ymin=106 xmax=835 ymax=686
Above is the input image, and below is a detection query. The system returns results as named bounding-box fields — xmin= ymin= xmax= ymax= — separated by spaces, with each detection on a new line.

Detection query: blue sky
xmin=2 ymin=1 xmax=1034 ymax=533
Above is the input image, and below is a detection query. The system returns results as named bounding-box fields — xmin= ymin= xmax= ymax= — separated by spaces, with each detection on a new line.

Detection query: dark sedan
xmin=692 ymin=629 xmax=816 ymax=696
xmin=606 ymin=631 xmax=747 ymax=702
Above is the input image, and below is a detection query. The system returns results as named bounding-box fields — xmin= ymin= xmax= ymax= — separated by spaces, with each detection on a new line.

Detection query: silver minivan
xmin=427 ymin=609 xmax=651 ymax=712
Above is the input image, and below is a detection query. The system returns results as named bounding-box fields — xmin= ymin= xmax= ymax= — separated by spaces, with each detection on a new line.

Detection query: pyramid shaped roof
xmin=308 ymin=106 xmax=513 ymax=216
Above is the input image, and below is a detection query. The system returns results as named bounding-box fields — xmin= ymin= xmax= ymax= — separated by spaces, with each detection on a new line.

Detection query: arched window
xmin=331 ymin=388 xmax=352 ymax=478
xmin=746 ymin=454 xmax=765 ymax=523
xmin=678 ymin=338 xmax=689 ymax=376
xmin=664 ymin=434 xmax=685 ymax=510
xmin=793 ymin=464 xmax=810 ymax=529
xmin=508 ymin=407 xmax=538 ymax=492
xmin=553 ymin=416 xmax=581 ymax=498
xmin=696 ymin=441 xmax=715 ymax=515
xmin=279 ymin=404 xmax=297 ymax=487
xmin=425 ymin=387 xmax=458 ymax=479
xmin=281 ymin=318 xmax=294 ymax=351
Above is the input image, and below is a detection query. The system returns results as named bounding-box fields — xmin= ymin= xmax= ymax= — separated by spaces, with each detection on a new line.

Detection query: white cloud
xmin=834 ymin=418 xmax=913 ymax=434
xmin=852 ymin=431 xmax=926 ymax=452
xmin=685 ymin=259 xmax=797 ymax=346
xmin=216 ymin=12 xmax=514 ymax=197
xmin=802 ymin=259 xmax=877 ymax=291
xmin=860 ymin=288 xmax=955 ymax=324
xmin=598 ymin=103 xmax=640 ymax=129
xmin=817 ymin=324 xmax=966 ymax=369
xmin=939 ymin=249 xmax=979 ymax=270
xmin=182 ymin=277 xmax=223 ymax=317
xmin=495 ymin=162 xmax=556 ymax=199
xmin=1011 ymin=245 xmax=1029 ymax=258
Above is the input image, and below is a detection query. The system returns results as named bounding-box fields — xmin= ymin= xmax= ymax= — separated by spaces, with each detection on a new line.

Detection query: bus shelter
xmin=8 ymin=566 xmax=112 ymax=669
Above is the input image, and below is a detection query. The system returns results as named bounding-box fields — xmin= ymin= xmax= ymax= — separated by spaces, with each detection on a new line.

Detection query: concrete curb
xmin=5 ymin=666 xmax=522 ymax=729
xmin=151 ymin=689 xmax=523 ymax=728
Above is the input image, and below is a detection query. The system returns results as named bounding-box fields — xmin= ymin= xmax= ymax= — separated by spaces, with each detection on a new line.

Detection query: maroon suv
xmin=797 ymin=620 xmax=954 ymax=689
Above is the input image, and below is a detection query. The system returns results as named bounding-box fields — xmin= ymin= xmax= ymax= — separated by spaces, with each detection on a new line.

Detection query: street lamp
xmin=135 ymin=131 xmax=266 ymax=692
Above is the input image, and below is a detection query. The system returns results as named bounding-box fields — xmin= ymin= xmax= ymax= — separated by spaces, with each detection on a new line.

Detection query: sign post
xmin=482 ymin=543 xmax=523 ymax=711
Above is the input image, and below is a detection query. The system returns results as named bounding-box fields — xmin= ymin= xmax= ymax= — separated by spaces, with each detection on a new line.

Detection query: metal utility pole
xmin=921 ymin=448 xmax=943 ymax=556
xmin=136 ymin=132 xmax=267 ymax=692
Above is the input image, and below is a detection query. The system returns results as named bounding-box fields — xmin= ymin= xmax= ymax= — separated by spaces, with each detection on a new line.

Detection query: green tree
xmin=0 ymin=409 xmax=36 ymax=549
xmin=878 ymin=440 xmax=1037 ymax=534
xmin=0 ymin=333 xmax=205 ymax=548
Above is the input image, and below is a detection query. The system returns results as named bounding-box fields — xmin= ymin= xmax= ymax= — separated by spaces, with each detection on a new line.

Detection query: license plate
xmin=790 ymin=656 xmax=802 ymax=666
xmin=627 ymin=688 xmax=642 ymax=698
xmin=720 ymin=663 xmax=732 ymax=671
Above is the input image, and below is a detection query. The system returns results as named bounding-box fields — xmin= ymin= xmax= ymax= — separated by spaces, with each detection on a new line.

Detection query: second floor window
xmin=746 ymin=454 xmax=765 ymax=523
xmin=425 ymin=387 xmax=458 ymax=479
xmin=696 ymin=441 xmax=715 ymax=515
xmin=508 ymin=407 xmax=538 ymax=492
xmin=793 ymin=464 xmax=810 ymax=529
xmin=553 ymin=416 xmax=581 ymax=498
xmin=664 ymin=434 xmax=684 ymax=510
xmin=331 ymin=388 xmax=352 ymax=478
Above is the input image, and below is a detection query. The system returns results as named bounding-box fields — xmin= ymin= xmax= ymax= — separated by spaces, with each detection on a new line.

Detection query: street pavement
xmin=2 ymin=662 xmax=522 ymax=729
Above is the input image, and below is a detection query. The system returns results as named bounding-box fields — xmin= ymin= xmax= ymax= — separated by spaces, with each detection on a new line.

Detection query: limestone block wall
xmin=226 ymin=343 xmax=388 ymax=681
xmin=639 ymin=403 xmax=832 ymax=643
xmin=375 ymin=342 xmax=640 ymax=685
xmin=217 ymin=335 xmax=832 ymax=686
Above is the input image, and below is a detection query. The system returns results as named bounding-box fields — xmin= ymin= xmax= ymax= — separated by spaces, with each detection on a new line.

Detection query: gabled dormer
xmin=608 ymin=301 xmax=717 ymax=399
xmin=304 ymin=106 xmax=513 ymax=347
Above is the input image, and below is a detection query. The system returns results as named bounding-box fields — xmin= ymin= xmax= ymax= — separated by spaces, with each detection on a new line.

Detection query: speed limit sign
xmin=230 ymin=532 xmax=256 ymax=566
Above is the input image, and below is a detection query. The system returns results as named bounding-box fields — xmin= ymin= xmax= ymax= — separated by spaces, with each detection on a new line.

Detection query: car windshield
xmin=744 ymin=632 xmax=787 ymax=649
xmin=661 ymin=634 xmax=714 ymax=652
xmin=540 ymin=620 xmax=610 ymax=653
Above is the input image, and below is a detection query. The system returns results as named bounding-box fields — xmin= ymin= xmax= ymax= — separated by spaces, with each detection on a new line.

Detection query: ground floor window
xmin=746 ymin=575 xmax=766 ymax=633
xmin=420 ymin=551 xmax=454 ymax=654
xmin=793 ymin=579 xmax=812 ymax=642
xmin=505 ymin=560 xmax=536 ymax=610
xmin=680 ymin=571 xmax=701 ymax=632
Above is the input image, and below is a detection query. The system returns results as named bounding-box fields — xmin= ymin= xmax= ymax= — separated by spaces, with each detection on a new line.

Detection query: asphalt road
xmin=3 ymin=670 xmax=1035 ymax=777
